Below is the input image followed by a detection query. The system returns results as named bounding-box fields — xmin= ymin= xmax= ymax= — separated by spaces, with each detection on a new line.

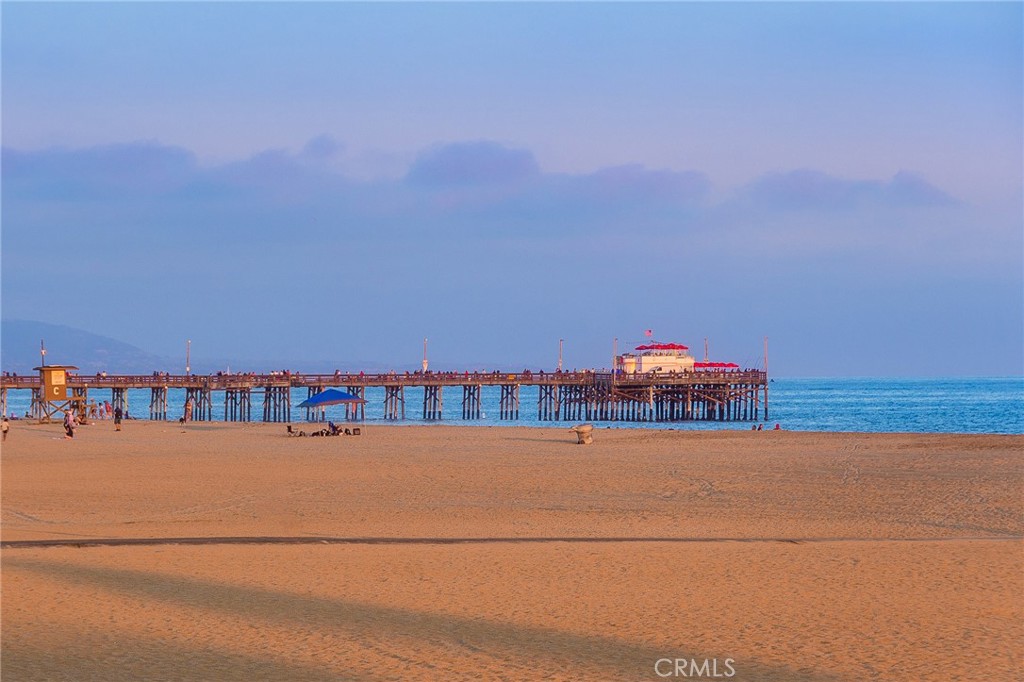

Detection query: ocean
xmin=4 ymin=377 xmax=1021 ymax=434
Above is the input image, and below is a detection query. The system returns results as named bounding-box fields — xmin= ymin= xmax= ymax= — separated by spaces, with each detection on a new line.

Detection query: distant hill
xmin=0 ymin=319 xmax=170 ymax=374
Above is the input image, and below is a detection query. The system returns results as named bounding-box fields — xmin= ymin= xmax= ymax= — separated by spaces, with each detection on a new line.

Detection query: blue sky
xmin=2 ymin=2 xmax=1021 ymax=376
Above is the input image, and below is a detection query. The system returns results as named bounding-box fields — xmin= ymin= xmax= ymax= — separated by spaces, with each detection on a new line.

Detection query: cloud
xmin=885 ymin=171 xmax=957 ymax=206
xmin=735 ymin=169 xmax=958 ymax=211
xmin=300 ymin=134 xmax=343 ymax=161
xmin=2 ymin=141 xmax=197 ymax=199
xmin=206 ymin=148 xmax=345 ymax=202
xmin=405 ymin=141 xmax=540 ymax=187
xmin=570 ymin=164 xmax=710 ymax=205
xmin=1 ymin=138 xmax=970 ymax=252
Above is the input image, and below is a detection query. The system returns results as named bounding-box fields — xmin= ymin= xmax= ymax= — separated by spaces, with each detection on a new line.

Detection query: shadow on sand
xmin=5 ymin=555 xmax=842 ymax=681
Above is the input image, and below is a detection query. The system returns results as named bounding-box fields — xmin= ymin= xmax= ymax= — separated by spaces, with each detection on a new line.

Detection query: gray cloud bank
xmin=2 ymin=138 xmax=1020 ymax=375
xmin=3 ymin=138 xmax=959 ymax=214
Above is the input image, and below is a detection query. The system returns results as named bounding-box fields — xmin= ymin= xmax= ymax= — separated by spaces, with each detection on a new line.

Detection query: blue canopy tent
xmin=288 ymin=389 xmax=366 ymax=436
xmin=297 ymin=389 xmax=366 ymax=409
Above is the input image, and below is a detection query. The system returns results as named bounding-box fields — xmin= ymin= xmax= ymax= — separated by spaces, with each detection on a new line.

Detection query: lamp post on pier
xmin=612 ymin=337 xmax=618 ymax=383
xmin=764 ymin=335 xmax=769 ymax=420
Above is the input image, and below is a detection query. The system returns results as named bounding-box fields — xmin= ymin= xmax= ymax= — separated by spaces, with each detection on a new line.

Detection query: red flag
xmin=644 ymin=329 xmax=653 ymax=337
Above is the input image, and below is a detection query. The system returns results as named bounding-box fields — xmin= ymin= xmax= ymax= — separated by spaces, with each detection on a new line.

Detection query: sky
xmin=2 ymin=1 xmax=1021 ymax=376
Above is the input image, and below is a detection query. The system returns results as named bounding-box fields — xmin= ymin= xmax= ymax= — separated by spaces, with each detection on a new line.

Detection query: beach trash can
xmin=570 ymin=423 xmax=593 ymax=445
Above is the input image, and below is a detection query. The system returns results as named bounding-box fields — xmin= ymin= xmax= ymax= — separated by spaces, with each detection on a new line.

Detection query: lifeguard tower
xmin=32 ymin=365 xmax=82 ymax=423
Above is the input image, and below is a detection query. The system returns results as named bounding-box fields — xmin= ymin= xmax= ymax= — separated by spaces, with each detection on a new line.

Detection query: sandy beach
xmin=2 ymin=421 xmax=1021 ymax=680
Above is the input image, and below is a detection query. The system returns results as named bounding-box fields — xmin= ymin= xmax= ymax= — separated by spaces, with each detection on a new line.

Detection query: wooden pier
xmin=0 ymin=370 xmax=768 ymax=424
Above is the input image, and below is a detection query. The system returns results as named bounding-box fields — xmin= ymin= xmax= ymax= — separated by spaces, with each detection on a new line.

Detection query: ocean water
xmin=767 ymin=377 xmax=1023 ymax=434
xmin=4 ymin=377 xmax=1021 ymax=434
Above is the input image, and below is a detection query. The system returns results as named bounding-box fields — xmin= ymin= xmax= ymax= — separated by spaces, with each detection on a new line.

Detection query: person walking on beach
xmin=2 ymin=416 xmax=9 ymax=442
xmin=63 ymin=409 xmax=77 ymax=440
xmin=113 ymin=406 xmax=123 ymax=432
xmin=183 ymin=399 xmax=193 ymax=424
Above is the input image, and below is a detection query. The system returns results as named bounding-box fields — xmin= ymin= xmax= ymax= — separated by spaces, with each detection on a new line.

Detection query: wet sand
xmin=2 ymin=421 xmax=1022 ymax=680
